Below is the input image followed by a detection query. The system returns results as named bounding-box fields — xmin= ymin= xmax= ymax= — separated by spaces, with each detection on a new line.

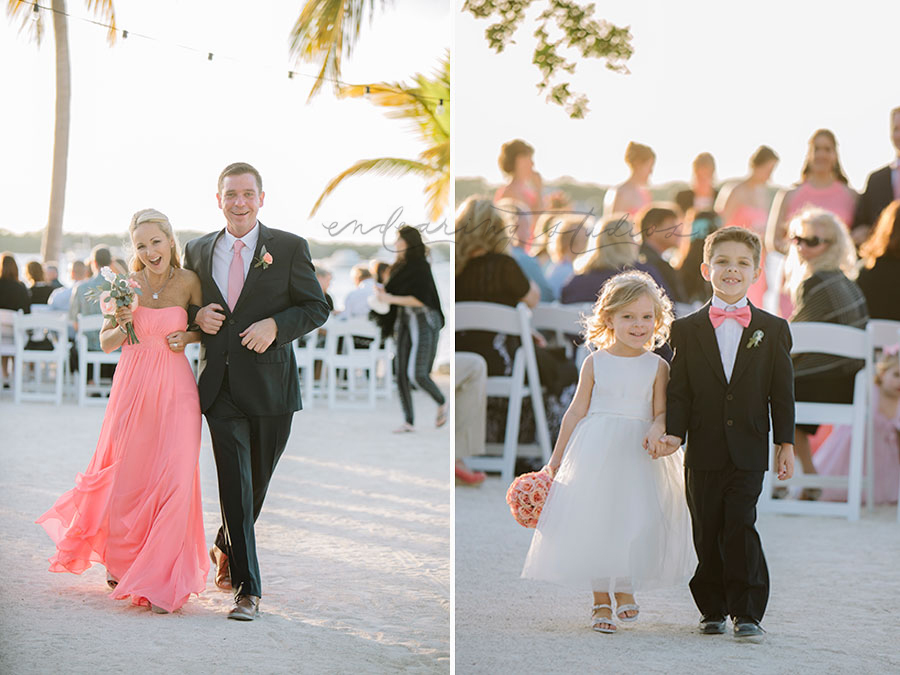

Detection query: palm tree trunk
xmin=42 ymin=0 xmax=70 ymax=264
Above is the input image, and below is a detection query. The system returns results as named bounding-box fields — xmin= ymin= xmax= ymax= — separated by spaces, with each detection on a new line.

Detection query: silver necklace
xmin=144 ymin=267 xmax=174 ymax=300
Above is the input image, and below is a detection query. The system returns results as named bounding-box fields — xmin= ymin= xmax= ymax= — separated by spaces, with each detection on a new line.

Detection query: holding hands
xmin=645 ymin=430 xmax=682 ymax=459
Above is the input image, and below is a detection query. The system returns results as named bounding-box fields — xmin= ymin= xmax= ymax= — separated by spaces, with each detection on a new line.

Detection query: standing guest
xmin=185 ymin=162 xmax=330 ymax=621
xmin=637 ymin=205 xmax=687 ymax=305
xmin=857 ymin=200 xmax=900 ymax=320
xmin=494 ymin=139 xmax=543 ymax=244
xmin=455 ymin=352 xmax=488 ymax=485
xmin=315 ymin=266 xmax=335 ymax=312
xmin=784 ymin=209 xmax=868 ymax=490
xmin=496 ymin=198 xmax=555 ymax=301
xmin=717 ymin=146 xmax=780 ymax=308
xmin=852 ymin=107 xmax=900 ymax=245
xmin=44 ymin=262 xmax=63 ymax=290
xmin=675 ymin=152 xmax=719 ymax=215
xmin=561 ymin=214 xmax=670 ymax=305
xmin=676 ymin=211 xmax=721 ymax=306
xmin=659 ymin=226 xmax=795 ymax=640
xmin=374 ymin=226 xmax=447 ymax=434
xmin=606 ymin=142 xmax=655 ymax=217
xmin=343 ymin=264 xmax=375 ymax=318
xmin=25 ymin=261 xmax=55 ymax=305
xmin=48 ymin=260 xmax=89 ymax=313
xmin=544 ymin=213 xmax=591 ymax=300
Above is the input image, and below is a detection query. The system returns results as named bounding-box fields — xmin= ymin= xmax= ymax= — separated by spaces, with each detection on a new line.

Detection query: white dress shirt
xmin=212 ymin=222 xmax=260 ymax=303
xmin=711 ymin=294 xmax=748 ymax=383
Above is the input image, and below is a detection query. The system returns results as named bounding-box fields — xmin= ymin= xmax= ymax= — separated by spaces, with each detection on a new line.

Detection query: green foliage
xmin=462 ymin=0 xmax=633 ymax=118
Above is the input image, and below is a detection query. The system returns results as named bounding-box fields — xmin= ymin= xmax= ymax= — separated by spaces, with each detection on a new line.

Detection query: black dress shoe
xmin=699 ymin=615 xmax=727 ymax=634
xmin=733 ymin=617 xmax=765 ymax=641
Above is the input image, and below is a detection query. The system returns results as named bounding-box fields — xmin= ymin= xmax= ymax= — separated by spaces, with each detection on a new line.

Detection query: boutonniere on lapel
xmin=253 ymin=245 xmax=273 ymax=270
xmin=746 ymin=329 xmax=764 ymax=349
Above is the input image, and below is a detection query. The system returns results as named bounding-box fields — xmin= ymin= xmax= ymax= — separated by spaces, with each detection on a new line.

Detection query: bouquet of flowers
xmin=84 ymin=267 xmax=142 ymax=345
xmin=506 ymin=469 xmax=553 ymax=528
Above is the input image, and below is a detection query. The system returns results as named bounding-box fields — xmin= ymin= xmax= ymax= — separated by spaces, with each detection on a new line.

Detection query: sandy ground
xmin=0 ymin=380 xmax=450 ymax=674
xmin=456 ymin=477 xmax=900 ymax=675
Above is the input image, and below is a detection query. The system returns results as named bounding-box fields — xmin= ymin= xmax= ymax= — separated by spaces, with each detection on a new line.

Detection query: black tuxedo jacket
xmin=853 ymin=164 xmax=894 ymax=229
xmin=665 ymin=301 xmax=795 ymax=471
xmin=183 ymin=223 xmax=330 ymax=416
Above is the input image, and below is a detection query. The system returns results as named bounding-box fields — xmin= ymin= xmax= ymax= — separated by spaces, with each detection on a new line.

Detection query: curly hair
xmin=784 ymin=208 xmax=858 ymax=296
xmin=859 ymin=200 xmax=900 ymax=268
xmin=454 ymin=197 xmax=514 ymax=275
xmin=582 ymin=269 xmax=673 ymax=350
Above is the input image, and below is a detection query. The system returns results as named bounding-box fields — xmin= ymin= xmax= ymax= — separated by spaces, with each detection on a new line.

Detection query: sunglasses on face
xmin=791 ymin=235 xmax=831 ymax=248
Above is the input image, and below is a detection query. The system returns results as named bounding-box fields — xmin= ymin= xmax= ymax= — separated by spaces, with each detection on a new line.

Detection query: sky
xmin=455 ymin=0 xmax=899 ymax=192
xmin=1 ymin=0 xmax=450 ymax=243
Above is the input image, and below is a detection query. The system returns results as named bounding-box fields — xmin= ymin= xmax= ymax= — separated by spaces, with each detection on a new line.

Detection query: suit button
xmin=229 ymin=319 xmax=235 ymax=325
xmin=726 ymin=394 xmax=734 ymax=401
xmin=727 ymin=419 xmax=734 ymax=426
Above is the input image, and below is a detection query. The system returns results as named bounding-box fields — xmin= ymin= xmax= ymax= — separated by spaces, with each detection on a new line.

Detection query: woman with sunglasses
xmin=766 ymin=130 xmax=858 ymax=317
xmin=783 ymin=208 xmax=868 ymax=497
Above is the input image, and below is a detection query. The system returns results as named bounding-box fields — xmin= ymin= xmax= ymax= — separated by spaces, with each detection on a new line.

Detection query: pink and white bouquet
xmin=84 ymin=267 xmax=142 ymax=344
xmin=506 ymin=469 xmax=553 ymax=528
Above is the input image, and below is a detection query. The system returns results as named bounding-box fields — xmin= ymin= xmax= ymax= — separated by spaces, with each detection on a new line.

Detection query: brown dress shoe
xmin=209 ymin=545 xmax=232 ymax=591
xmin=227 ymin=595 xmax=260 ymax=621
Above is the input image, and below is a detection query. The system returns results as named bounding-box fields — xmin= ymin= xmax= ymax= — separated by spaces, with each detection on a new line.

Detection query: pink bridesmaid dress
xmin=37 ymin=305 xmax=209 ymax=612
xmin=725 ymin=205 xmax=769 ymax=308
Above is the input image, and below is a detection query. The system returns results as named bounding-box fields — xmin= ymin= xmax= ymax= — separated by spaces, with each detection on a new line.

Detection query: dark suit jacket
xmin=665 ymin=301 xmax=794 ymax=471
xmin=183 ymin=223 xmax=330 ymax=416
xmin=853 ymin=164 xmax=894 ymax=229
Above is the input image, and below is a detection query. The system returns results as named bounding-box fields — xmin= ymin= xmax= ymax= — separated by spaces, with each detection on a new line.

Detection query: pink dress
xmin=37 ymin=305 xmax=208 ymax=612
xmin=813 ymin=390 xmax=900 ymax=504
xmin=726 ymin=204 xmax=769 ymax=307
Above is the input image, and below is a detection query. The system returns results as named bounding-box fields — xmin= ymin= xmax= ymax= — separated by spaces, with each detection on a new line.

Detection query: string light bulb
xmin=122 ymin=29 xmax=128 ymax=39
xmin=436 ymin=99 xmax=444 ymax=115
xmin=365 ymin=85 xmax=371 ymax=97
xmin=31 ymin=1 xmax=39 ymax=23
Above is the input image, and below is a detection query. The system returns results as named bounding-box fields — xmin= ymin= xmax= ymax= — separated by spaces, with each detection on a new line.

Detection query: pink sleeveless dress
xmin=37 ymin=305 xmax=208 ymax=612
xmin=726 ymin=204 xmax=769 ymax=307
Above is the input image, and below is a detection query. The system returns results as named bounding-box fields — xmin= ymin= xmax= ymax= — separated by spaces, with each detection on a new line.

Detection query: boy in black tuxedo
xmin=654 ymin=226 xmax=795 ymax=640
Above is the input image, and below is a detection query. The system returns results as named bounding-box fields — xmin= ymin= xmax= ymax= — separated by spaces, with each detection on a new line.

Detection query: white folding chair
xmin=294 ymin=326 xmax=327 ymax=408
xmin=455 ymin=302 xmax=552 ymax=483
xmin=864 ymin=320 xmax=900 ymax=520
xmin=184 ymin=342 xmax=201 ymax=380
xmin=76 ymin=313 xmax=121 ymax=405
xmin=13 ymin=311 xmax=69 ymax=405
xmin=374 ymin=335 xmax=395 ymax=401
xmin=325 ymin=316 xmax=381 ymax=409
xmin=0 ymin=309 xmax=20 ymax=395
xmin=759 ymin=322 xmax=869 ymax=521
xmin=531 ymin=302 xmax=590 ymax=367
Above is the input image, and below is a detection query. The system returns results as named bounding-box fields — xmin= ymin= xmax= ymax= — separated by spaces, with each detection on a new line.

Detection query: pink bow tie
xmin=709 ymin=305 xmax=751 ymax=328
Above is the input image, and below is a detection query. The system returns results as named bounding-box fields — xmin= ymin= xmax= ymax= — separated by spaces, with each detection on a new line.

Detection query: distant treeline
xmin=0 ymin=229 xmax=449 ymax=263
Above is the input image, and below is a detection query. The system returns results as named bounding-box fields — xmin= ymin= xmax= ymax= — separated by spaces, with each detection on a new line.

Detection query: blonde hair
xmin=784 ymin=208 xmax=858 ymax=297
xmin=542 ymin=213 xmax=592 ymax=263
xmin=128 ymin=208 xmax=182 ymax=272
xmin=875 ymin=349 xmax=900 ymax=387
xmin=574 ymin=214 xmax=638 ymax=274
xmin=454 ymin=197 xmax=513 ymax=275
xmin=625 ymin=141 xmax=655 ymax=169
xmin=582 ymin=270 xmax=673 ymax=350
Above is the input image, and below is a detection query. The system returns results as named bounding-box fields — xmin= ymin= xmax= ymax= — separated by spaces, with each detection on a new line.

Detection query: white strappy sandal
xmin=616 ymin=602 xmax=640 ymax=623
xmin=591 ymin=603 xmax=617 ymax=633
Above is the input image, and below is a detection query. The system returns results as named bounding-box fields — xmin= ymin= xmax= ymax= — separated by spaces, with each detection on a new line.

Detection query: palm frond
xmin=7 ymin=0 xmax=45 ymax=43
xmin=309 ymin=157 xmax=437 ymax=217
xmin=84 ymin=0 xmax=117 ymax=45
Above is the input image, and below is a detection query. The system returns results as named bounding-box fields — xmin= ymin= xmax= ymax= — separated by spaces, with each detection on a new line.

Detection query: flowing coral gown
xmin=36 ymin=305 xmax=209 ymax=612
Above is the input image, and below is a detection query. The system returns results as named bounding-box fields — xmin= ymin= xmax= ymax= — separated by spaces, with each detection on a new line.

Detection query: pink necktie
xmin=709 ymin=305 xmax=751 ymax=329
xmin=227 ymin=240 xmax=245 ymax=311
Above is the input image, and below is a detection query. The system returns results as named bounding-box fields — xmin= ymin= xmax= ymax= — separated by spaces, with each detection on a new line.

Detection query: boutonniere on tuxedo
xmin=746 ymin=330 xmax=764 ymax=349
xmin=253 ymin=245 xmax=273 ymax=270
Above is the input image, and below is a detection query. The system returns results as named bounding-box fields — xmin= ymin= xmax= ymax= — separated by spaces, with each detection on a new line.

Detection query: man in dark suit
xmin=852 ymin=107 xmax=900 ymax=243
xmin=655 ymin=227 xmax=794 ymax=641
xmin=637 ymin=204 xmax=686 ymax=305
xmin=183 ymin=162 xmax=330 ymax=621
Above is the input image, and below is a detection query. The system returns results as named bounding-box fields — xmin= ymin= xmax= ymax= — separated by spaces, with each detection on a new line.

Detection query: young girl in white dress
xmin=522 ymin=270 xmax=695 ymax=633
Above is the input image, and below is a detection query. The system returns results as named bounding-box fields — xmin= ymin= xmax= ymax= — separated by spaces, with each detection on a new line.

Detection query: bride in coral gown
xmin=37 ymin=209 xmax=208 ymax=614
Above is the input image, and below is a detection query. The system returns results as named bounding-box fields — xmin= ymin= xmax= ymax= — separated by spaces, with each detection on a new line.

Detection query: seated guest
xmin=637 ymin=204 xmax=687 ymax=305
xmin=857 ymin=200 xmax=900 ymax=321
xmin=543 ymin=212 xmax=591 ymax=300
xmin=70 ymin=246 xmax=115 ymax=379
xmin=851 ymin=107 xmax=900 ymax=245
xmin=315 ymin=266 xmax=336 ymax=312
xmin=44 ymin=262 xmax=63 ymax=290
xmin=784 ymin=208 xmax=868 ymax=494
xmin=25 ymin=261 xmax=55 ymax=305
xmin=455 ymin=352 xmax=488 ymax=485
xmin=0 ymin=253 xmax=31 ymax=313
xmin=560 ymin=213 xmax=669 ymax=305
xmin=495 ymin=198 xmax=555 ymax=301
xmin=676 ymin=210 xmax=721 ymax=306
xmin=343 ymin=264 xmax=375 ymax=318
xmin=48 ymin=260 xmax=89 ymax=313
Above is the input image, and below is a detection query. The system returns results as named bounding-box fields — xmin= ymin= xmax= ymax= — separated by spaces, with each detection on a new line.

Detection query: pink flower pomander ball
xmin=506 ymin=470 xmax=553 ymax=528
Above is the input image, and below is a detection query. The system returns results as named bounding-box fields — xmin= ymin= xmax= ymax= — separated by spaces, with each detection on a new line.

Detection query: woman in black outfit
xmin=857 ymin=200 xmax=900 ymax=321
xmin=25 ymin=261 xmax=55 ymax=305
xmin=375 ymin=226 xmax=447 ymax=433
xmin=1 ymin=253 xmax=31 ymax=383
